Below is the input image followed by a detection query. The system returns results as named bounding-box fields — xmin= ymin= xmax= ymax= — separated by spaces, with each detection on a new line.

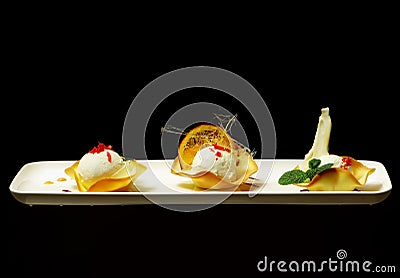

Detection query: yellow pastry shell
xmin=65 ymin=160 xmax=147 ymax=192
xmin=296 ymin=157 xmax=375 ymax=191
xmin=171 ymin=153 xmax=258 ymax=190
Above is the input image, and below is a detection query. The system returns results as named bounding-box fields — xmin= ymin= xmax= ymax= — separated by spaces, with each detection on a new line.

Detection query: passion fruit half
xmin=177 ymin=124 xmax=234 ymax=169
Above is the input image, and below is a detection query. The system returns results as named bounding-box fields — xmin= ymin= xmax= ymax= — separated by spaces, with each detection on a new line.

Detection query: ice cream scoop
xmin=188 ymin=144 xmax=238 ymax=181
xmin=77 ymin=146 xmax=124 ymax=181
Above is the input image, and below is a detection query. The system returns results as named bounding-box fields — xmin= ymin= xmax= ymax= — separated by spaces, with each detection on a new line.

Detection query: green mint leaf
xmin=306 ymin=163 xmax=334 ymax=181
xmin=308 ymin=158 xmax=321 ymax=169
xmin=316 ymin=163 xmax=333 ymax=174
xmin=279 ymin=162 xmax=334 ymax=186
xmin=278 ymin=169 xmax=308 ymax=185
xmin=305 ymin=168 xmax=318 ymax=180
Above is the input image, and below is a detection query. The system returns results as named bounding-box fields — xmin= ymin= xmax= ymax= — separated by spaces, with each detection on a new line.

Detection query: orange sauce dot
xmin=44 ymin=181 xmax=54 ymax=185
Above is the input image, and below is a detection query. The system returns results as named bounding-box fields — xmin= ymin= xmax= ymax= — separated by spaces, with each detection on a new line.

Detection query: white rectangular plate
xmin=9 ymin=159 xmax=392 ymax=205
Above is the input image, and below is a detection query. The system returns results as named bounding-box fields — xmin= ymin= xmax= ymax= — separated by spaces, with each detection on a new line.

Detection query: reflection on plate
xmin=9 ymin=159 xmax=391 ymax=205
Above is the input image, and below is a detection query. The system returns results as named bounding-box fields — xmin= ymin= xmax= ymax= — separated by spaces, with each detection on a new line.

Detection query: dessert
xmin=65 ymin=142 xmax=146 ymax=192
xmin=278 ymin=107 xmax=375 ymax=191
xmin=171 ymin=124 xmax=258 ymax=190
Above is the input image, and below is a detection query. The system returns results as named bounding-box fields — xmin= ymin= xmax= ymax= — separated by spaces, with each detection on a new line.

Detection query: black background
xmin=4 ymin=17 xmax=398 ymax=277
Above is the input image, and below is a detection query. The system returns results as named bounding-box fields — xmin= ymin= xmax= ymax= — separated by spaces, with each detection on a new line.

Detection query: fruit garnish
xmin=178 ymin=124 xmax=233 ymax=168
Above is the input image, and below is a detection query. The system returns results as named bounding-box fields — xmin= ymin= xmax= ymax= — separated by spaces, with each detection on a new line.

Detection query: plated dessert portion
xmin=171 ymin=124 xmax=258 ymax=190
xmin=278 ymin=107 xmax=376 ymax=191
xmin=65 ymin=142 xmax=147 ymax=192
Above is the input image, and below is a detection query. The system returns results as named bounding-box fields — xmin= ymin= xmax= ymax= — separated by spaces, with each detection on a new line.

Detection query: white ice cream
xmin=318 ymin=154 xmax=342 ymax=168
xmin=191 ymin=145 xmax=237 ymax=182
xmin=77 ymin=149 xmax=124 ymax=181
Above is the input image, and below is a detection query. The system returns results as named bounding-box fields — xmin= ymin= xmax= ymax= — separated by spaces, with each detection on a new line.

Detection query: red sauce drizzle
xmin=340 ymin=157 xmax=352 ymax=170
xmin=89 ymin=142 xmax=113 ymax=154
xmin=211 ymin=145 xmax=227 ymax=161
xmin=212 ymin=144 xmax=231 ymax=153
